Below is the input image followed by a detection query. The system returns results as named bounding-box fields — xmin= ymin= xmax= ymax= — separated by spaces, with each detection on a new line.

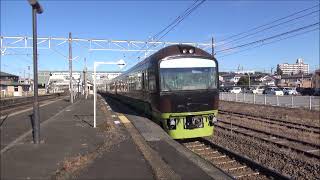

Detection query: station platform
xmin=1 ymin=94 xmax=231 ymax=180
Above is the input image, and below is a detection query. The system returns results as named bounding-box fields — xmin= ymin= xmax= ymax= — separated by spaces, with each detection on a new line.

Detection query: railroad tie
xmin=215 ymin=160 xmax=236 ymax=165
xmin=206 ymin=155 xmax=226 ymax=160
xmin=234 ymin=172 xmax=260 ymax=179
xmin=225 ymin=165 xmax=247 ymax=172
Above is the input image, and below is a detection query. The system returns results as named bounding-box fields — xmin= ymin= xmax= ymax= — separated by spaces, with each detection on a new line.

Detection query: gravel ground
xmin=219 ymin=101 xmax=320 ymax=127
xmin=212 ymin=101 xmax=320 ymax=179
xmin=209 ymin=129 xmax=320 ymax=179
xmin=219 ymin=114 xmax=320 ymax=146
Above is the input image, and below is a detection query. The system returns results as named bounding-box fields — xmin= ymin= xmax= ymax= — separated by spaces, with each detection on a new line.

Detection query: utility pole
xmin=83 ymin=58 xmax=88 ymax=99
xmin=28 ymin=66 xmax=31 ymax=84
xmin=211 ymin=37 xmax=214 ymax=56
xmin=248 ymin=73 xmax=251 ymax=88
xmin=69 ymin=32 xmax=73 ymax=103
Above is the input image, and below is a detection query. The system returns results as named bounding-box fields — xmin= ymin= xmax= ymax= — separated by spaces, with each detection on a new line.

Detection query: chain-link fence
xmin=220 ymin=92 xmax=320 ymax=111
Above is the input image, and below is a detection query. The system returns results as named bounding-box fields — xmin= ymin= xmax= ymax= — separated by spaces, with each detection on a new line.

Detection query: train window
xmin=142 ymin=73 xmax=145 ymax=90
xmin=127 ymin=75 xmax=133 ymax=91
xmin=135 ymin=72 xmax=142 ymax=90
xmin=149 ymin=71 xmax=156 ymax=92
xmin=144 ymin=71 xmax=148 ymax=90
xmin=160 ymin=67 xmax=217 ymax=91
xmin=160 ymin=58 xmax=217 ymax=91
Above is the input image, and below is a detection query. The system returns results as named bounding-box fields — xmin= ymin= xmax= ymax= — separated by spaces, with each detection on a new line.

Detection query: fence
xmin=219 ymin=92 xmax=320 ymax=111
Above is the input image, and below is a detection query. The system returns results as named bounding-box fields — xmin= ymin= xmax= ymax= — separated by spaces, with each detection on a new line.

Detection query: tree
xmin=276 ymin=66 xmax=283 ymax=75
xmin=237 ymin=76 xmax=249 ymax=86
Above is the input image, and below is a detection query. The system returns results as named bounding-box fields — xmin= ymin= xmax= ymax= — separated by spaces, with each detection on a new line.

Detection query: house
xmin=220 ymin=73 xmax=243 ymax=86
xmin=278 ymin=74 xmax=313 ymax=88
xmin=312 ymin=69 xmax=320 ymax=89
xmin=0 ymin=72 xmax=31 ymax=97
xmin=257 ymin=75 xmax=280 ymax=86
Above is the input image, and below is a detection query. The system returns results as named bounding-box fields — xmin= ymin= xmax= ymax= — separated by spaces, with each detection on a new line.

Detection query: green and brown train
xmin=106 ymin=44 xmax=219 ymax=139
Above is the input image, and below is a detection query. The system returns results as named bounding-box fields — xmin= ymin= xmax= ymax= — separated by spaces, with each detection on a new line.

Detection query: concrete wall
xmin=0 ymin=86 xmax=44 ymax=98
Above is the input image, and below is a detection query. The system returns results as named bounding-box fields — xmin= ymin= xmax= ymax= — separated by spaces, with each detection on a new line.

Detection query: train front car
xmin=158 ymin=46 xmax=219 ymax=139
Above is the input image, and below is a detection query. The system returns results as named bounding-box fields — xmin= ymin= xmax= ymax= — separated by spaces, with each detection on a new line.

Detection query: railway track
xmin=219 ymin=110 xmax=320 ymax=134
xmin=0 ymin=94 xmax=65 ymax=114
xmin=181 ymin=138 xmax=291 ymax=180
xmin=215 ymin=120 xmax=320 ymax=159
xmin=0 ymin=94 xmax=60 ymax=110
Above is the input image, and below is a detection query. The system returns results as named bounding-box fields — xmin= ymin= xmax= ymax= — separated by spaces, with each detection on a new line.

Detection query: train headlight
xmin=169 ymin=118 xmax=176 ymax=125
xmin=208 ymin=114 xmax=217 ymax=126
xmin=182 ymin=49 xmax=188 ymax=54
xmin=189 ymin=49 xmax=194 ymax=54
xmin=167 ymin=118 xmax=177 ymax=130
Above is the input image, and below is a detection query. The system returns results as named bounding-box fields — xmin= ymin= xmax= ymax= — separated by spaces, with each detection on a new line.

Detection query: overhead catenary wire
xmin=217 ymin=3 xmax=320 ymax=45
xmin=125 ymin=0 xmax=206 ymax=70
xmin=151 ymin=0 xmax=200 ymax=41
xmin=128 ymin=0 xmax=202 ymax=59
xmin=127 ymin=0 xmax=206 ymax=65
xmin=142 ymin=0 xmax=205 ymax=55
xmin=217 ymin=9 xmax=319 ymax=48
xmin=152 ymin=0 xmax=206 ymax=45
xmin=217 ymin=27 xmax=319 ymax=59
xmin=216 ymin=22 xmax=319 ymax=54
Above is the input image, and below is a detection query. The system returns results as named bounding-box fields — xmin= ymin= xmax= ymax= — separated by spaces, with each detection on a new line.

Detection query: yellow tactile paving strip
xmin=118 ymin=115 xmax=130 ymax=124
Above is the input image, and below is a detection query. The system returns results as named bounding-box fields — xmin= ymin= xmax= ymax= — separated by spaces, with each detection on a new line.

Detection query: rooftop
xmin=0 ymin=72 xmax=18 ymax=77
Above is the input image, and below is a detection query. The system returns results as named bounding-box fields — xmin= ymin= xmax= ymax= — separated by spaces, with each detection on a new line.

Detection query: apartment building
xmin=277 ymin=58 xmax=309 ymax=75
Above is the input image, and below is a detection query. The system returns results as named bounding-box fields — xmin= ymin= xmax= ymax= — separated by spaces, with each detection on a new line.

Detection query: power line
xmin=217 ymin=27 xmax=319 ymax=58
xmin=131 ymin=0 xmax=206 ymax=62
xmin=154 ymin=0 xmax=206 ymax=44
xmin=216 ymin=22 xmax=319 ymax=53
xmin=217 ymin=9 xmax=319 ymax=48
xmin=125 ymin=0 xmax=206 ymax=69
xmin=149 ymin=1 xmax=205 ymax=51
xmin=128 ymin=0 xmax=202 ymax=61
xmin=152 ymin=0 xmax=200 ymax=41
xmin=217 ymin=4 xmax=319 ymax=45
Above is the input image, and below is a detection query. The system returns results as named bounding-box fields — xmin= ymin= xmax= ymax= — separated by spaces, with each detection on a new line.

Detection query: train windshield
xmin=160 ymin=58 xmax=217 ymax=91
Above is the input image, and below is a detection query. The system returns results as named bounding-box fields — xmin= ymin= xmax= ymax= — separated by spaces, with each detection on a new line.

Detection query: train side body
xmin=106 ymin=45 xmax=219 ymax=139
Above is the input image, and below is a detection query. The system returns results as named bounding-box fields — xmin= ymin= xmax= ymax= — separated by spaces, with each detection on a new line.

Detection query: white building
xmin=91 ymin=72 xmax=121 ymax=81
xmin=221 ymin=73 xmax=242 ymax=85
xmin=234 ymin=70 xmax=255 ymax=74
xmin=278 ymin=58 xmax=309 ymax=75
xmin=38 ymin=71 xmax=121 ymax=93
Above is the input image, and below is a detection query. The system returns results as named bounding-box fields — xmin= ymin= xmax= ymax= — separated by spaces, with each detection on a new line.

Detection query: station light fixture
xmin=28 ymin=0 xmax=43 ymax=14
xmin=28 ymin=0 xmax=43 ymax=144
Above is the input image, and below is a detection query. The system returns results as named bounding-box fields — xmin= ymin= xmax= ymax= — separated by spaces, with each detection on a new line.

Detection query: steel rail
xmin=215 ymin=123 xmax=320 ymax=159
xmin=218 ymin=119 xmax=320 ymax=149
xmin=219 ymin=110 xmax=320 ymax=131
xmin=180 ymin=138 xmax=291 ymax=180
xmin=0 ymin=94 xmax=60 ymax=111
xmin=219 ymin=110 xmax=320 ymax=134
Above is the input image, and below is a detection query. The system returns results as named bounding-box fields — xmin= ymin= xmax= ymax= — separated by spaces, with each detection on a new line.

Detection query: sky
xmin=1 ymin=0 xmax=319 ymax=77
